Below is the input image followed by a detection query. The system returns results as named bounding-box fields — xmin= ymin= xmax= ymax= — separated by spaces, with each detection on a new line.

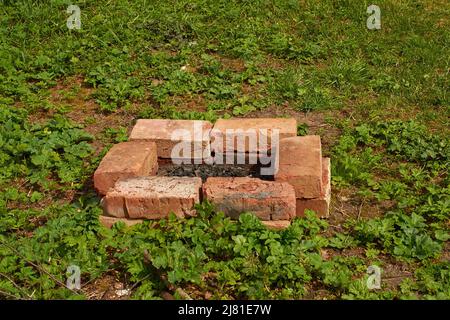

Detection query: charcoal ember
xmin=157 ymin=163 xmax=272 ymax=182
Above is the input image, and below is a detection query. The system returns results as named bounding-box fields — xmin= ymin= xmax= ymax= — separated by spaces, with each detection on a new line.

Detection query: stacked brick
xmin=94 ymin=118 xmax=331 ymax=229
xmin=202 ymin=177 xmax=296 ymax=221
xmin=274 ymin=136 xmax=331 ymax=217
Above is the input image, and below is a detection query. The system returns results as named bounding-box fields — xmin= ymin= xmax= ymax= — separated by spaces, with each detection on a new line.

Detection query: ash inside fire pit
xmin=157 ymin=161 xmax=273 ymax=182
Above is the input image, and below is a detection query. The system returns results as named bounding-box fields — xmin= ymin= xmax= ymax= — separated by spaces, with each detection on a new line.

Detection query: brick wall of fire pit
xmin=94 ymin=118 xmax=331 ymax=230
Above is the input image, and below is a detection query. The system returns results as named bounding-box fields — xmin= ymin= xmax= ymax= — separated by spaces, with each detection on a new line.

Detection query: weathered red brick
xmin=202 ymin=177 xmax=296 ymax=220
xmin=102 ymin=176 xmax=202 ymax=219
xmin=129 ymin=119 xmax=212 ymax=160
xmin=275 ymin=135 xmax=322 ymax=198
xmin=94 ymin=141 xmax=158 ymax=195
xmin=296 ymin=158 xmax=331 ymax=217
xmin=99 ymin=215 xmax=144 ymax=228
xmin=261 ymin=220 xmax=291 ymax=230
xmin=211 ymin=118 xmax=297 ymax=154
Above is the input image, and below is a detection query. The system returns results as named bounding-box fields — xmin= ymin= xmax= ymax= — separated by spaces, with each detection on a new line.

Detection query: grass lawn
xmin=0 ymin=0 xmax=448 ymax=299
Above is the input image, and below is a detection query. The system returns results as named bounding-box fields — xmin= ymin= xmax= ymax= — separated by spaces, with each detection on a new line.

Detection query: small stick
xmin=0 ymin=241 xmax=79 ymax=295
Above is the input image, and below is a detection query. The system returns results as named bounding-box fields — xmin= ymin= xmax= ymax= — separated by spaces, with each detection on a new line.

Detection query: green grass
xmin=0 ymin=0 xmax=448 ymax=299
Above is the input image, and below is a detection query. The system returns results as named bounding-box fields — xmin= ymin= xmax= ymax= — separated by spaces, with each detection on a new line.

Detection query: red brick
xmin=202 ymin=177 xmax=296 ymax=220
xmin=94 ymin=141 xmax=158 ymax=195
xmin=275 ymin=136 xmax=322 ymax=198
xmin=99 ymin=215 xmax=143 ymax=228
xmin=102 ymin=176 xmax=202 ymax=219
xmin=129 ymin=119 xmax=212 ymax=160
xmin=261 ymin=220 xmax=291 ymax=230
xmin=296 ymin=158 xmax=331 ymax=217
xmin=211 ymin=118 xmax=297 ymax=154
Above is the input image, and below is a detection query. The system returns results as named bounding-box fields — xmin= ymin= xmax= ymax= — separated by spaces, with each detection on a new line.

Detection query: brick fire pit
xmin=94 ymin=118 xmax=331 ymax=230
